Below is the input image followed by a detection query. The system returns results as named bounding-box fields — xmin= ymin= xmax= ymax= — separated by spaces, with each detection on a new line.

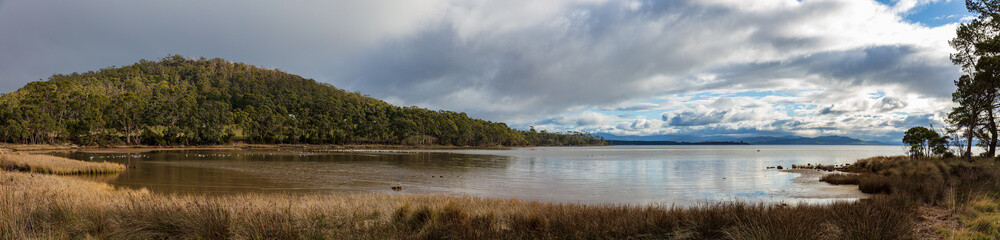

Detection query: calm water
xmin=59 ymin=145 xmax=905 ymax=206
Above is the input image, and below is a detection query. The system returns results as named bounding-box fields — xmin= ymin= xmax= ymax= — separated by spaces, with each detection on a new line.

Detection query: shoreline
xmin=17 ymin=145 xmax=873 ymax=204
xmin=0 ymin=143 xmax=524 ymax=154
xmin=780 ymin=169 xmax=867 ymax=200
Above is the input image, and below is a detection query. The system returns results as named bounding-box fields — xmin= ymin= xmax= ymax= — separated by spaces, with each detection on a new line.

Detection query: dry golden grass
xmin=0 ymin=153 xmax=124 ymax=174
xmin=819 ymin=173 xmax=861 ymax=185
xmin=817 ymin=156 xmax=1000 ymax=238
xmin=0 ymin=170 xmax=918 ymax=240
xmin=0 ymin=152 xmax=922 ymax=239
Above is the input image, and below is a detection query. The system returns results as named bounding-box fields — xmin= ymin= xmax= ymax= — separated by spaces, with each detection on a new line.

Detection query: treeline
xmin=948 ymin=0 xmax=1000 ymax=158
xmin=0 ymin=56 xmax=603 ymax=147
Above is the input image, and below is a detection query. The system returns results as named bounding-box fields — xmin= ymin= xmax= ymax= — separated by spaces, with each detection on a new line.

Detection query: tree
xmin=948 ymin=0 xmax=1000 ymax=159
xmin=108 ymin=93 xmax=148 ymax=145
xmin=903 ymin=126 xmax=951 ymax=158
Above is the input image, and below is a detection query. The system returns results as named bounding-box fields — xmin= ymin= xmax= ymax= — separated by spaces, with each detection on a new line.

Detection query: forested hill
xmin=0 ymin=56 xmax=603 ymax=147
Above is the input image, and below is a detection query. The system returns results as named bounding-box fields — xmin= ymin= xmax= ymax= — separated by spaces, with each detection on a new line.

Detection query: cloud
xmin=818 ymin=105 xmax=848 ymax=116
xmin=664 ymin=110 xmax=729 ymax=126
xmin=0 ymin=0 xmax=965 ymax=140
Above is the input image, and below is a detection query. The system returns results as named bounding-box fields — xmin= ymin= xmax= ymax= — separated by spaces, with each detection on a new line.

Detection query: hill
xmin=0 ymin=56 xmax=603 ymax=147
xmin=735 ymin=136 xmax=889 ymax=145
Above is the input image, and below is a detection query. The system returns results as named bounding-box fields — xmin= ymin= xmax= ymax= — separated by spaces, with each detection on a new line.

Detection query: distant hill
xmin=0 ymin=56 xmax=603 ymax=147
xmin=735 ymin=136 xmax=889 ymax=145
xmin=595 ymin=133 xmax=893 ymax=145
xmin=606 ymin=140 xmax=749 ymax=145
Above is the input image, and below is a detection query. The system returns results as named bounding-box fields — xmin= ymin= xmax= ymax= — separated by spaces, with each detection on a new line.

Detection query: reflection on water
xmin=55 ymin=145 xmax=905 ymax=206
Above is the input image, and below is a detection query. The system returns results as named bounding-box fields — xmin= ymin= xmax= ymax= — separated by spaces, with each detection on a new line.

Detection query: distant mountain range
xmin=594 ymin=133 xmax=896 ymax=145
xmin=606 ymin=140 xmax=749 ymax=145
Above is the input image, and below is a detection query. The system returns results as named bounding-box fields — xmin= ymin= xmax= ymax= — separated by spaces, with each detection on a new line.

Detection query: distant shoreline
xmin=604 ymin=140 xmax=899 ymax=146
xmin=0 ymin=143 xmax=520 ymax=153
xmin=606 ymin=140 xmax=750 ymax=145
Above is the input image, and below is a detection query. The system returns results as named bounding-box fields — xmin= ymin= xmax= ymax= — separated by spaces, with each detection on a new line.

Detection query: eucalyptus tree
xmin=903 ymin=126 xmax=951 ymax=158
xmin=948 ymin=0 xmax=1000 ymax=158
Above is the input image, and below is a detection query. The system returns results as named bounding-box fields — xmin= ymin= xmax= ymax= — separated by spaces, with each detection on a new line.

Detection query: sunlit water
xmin=58 ymin=145 xmax=906 ymax=206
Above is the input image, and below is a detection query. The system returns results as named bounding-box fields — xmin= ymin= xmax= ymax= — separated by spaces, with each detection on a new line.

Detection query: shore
xmin=780 ymin=169 xmax=868 ymax=200
xmin=0 ymin=152 xmax=922 ymax=239
xmin=0 ymin=143 xmax=516 ymax=154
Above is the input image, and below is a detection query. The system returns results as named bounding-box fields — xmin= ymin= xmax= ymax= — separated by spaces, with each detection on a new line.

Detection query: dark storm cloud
xmin=717 ymin=46 xmax=959 ymax=98
xmin=0 ymin=0 xmax=445 ymax=93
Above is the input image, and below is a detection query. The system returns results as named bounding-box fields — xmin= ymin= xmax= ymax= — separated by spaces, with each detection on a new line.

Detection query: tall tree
xmin=949 ymin=0 xmax=1000 ymax=158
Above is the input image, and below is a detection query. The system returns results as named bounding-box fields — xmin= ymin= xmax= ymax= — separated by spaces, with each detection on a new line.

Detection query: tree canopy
xmin=947 ymin=0 xmax=1000 ymax=158
xmin=0 ymin=56 xmax=604 ymax=147
xmin=902 ymin=126 xmax=951 ymax=158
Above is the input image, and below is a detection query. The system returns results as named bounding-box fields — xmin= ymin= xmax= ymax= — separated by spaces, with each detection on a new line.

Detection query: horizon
xmin=0 ymin=0 xmax=970 ymax=143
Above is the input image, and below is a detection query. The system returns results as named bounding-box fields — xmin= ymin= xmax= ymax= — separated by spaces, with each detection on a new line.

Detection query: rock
xmin=776 ymin=166 xmax=784 ymax=170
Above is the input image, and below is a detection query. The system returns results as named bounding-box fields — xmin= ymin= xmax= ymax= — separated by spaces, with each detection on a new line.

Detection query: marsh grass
xmin=0 ymin=165 xmax=916 ymax=239
xmin=819 ymin=173 xmax=861 ymax=185
xmin=22 ymin=153 xmax=1000 ymax=239
xmin=817 ymin=156 xmax=1000 ymax=238
xmin=0 ymin=153 xmax=124 ymax=174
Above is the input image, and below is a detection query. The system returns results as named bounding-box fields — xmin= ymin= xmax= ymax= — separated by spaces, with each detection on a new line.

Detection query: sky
xmin=0 ymin=0 xmax=973 ymax=142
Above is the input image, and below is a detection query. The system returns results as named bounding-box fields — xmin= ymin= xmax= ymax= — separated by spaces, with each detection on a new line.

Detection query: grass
xmin=944 ymin=196 xmax=1000 ymax=239
xmin=0 ymin=154 xmax=924 ymax=239
xmin=0 ymin=153 xmax=124 ymax=174
xmin=819 ymin=173 xmax=860 ymax=185
xmin=817 ymin=156 xmax=1000 ymax=238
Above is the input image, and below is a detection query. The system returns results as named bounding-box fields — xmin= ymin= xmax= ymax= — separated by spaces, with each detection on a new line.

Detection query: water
xmin=58 ymin=145 xmax=906 ymax=206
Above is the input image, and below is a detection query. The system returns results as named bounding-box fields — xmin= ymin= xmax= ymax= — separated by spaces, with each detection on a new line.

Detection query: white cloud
xmin=0 ymin=0 xmax=966 ymax=141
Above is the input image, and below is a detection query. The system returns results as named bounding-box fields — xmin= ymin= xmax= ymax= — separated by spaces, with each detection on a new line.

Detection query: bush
xmin=820 ymin=173 xmax=861 ymax=185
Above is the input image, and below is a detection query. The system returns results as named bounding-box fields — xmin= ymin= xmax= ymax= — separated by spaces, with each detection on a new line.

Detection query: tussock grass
xmin=819 ymin=156 xmax=1000 ymax=238
xmin=0 ymin=153 xmax=124 ymax=174
xmin=819 ymin=173 xmax=861 ymax=185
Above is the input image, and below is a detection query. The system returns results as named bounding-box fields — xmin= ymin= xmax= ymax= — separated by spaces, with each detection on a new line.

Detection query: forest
xmin=0 ymin=56 xmax=603 ymax=147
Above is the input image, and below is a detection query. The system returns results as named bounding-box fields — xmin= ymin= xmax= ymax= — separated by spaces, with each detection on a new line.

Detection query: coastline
xmin=780 ymin=169 xmax=867 ymax=200
xmin=0 ymin=143 xmax=522 ymax=154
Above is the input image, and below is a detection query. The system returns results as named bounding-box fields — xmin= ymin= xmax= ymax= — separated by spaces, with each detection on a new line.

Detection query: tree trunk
xmin=967 ymin=121 xmax=975 ymax=159
xmin=989 ymin=107 xmax=998 ymax=158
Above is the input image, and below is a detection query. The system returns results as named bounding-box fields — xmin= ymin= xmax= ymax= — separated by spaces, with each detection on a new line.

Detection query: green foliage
xmin=902 ymin=126 xmax=951 ymax=158
xmin=948 ymin=0 xmax=1000 ymax=158
xmin=0 ymin=56 xmax=604 ymax=147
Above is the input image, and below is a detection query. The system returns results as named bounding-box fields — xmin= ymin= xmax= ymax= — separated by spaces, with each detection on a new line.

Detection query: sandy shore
xmin=781 ymin=169 xmax=868 ymax=199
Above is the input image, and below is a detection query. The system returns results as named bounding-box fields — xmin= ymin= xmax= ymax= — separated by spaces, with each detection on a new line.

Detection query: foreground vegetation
xmin=818 ymin=156 xmax=1000 ymax=238
xmin=0 ymin=56 xmax=602 ymax=147
xmin=0 ymin=153 xmax=919 ymax=239
xmin=11 ymin=153 xmax=1000 ymax=238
